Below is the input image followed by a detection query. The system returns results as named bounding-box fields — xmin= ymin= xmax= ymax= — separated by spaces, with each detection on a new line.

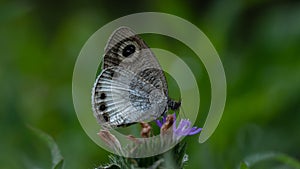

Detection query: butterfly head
xmin=167 ymin=99 xmax=181 ymax=111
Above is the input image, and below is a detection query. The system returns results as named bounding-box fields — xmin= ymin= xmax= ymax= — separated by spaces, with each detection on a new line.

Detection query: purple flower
xmin=156 ymin=113 xmax=202 ymax=136
xmin=155 ymin=115 xmax=166 ymax=128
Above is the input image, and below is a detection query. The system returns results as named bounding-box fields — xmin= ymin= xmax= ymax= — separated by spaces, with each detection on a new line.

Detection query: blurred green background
xmin=1 ymin=0 xmax=300 ymax=169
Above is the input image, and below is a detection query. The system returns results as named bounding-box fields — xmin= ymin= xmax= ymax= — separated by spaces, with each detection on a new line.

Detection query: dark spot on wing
xmin=100 ymin=93 xmax=106 ymax=99
xmin=99 ymin=104 xmax=107 ymax=111
xmin=122 ymin=44 xmax=136 ymax=57
xmin=102 ymin=112 xmax=109 ymax=122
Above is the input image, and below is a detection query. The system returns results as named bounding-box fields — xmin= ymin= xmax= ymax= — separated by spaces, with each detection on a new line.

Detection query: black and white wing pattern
xmin=92 ymin=27 xmax=180 ymax=129
xmin=92 ymin=66 xmax=168 ymax=128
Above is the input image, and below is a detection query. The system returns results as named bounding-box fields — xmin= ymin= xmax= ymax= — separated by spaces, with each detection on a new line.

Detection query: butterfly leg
xmin=140 ymin=122 xmax=152 ymax=138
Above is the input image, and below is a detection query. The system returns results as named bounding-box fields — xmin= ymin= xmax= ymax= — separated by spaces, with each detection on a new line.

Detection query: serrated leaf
xmin=29 ymin=126 xmax=64 ymax=169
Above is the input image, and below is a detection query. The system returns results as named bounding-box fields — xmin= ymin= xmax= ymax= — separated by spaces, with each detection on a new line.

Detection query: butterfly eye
xmin=122 ymin=44 xmax=136 ymax=57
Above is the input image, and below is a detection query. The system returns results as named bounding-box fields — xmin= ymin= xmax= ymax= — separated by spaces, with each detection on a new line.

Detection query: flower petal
xmin=162 ymin=114 xmax=167 ymax=124
xmin=181 ymin=120 xmax=192 ymax=135
xmin=155 ymin=119 xmax=163 ymax=128
xmin=188 ymin=127 xmax=202 ymax=135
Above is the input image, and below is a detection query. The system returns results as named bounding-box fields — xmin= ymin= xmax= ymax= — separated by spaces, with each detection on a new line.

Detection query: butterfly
xmin=92 ymin=27 xmax=181 ymax=129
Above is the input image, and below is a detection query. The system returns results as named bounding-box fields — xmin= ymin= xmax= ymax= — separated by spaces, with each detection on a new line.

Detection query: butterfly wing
xmin=103 ymin=27 xmax=168 ymax=96
xmin=92 ymin=67 xmax=168 ymax=128
xmin=92 ymin=27 xmax=170 ymax=128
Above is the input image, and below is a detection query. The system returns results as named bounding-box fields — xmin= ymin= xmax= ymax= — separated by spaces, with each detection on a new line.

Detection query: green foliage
xmin=98 ymin=142 xmax=187 ymax=169
xmin=1 ymin=0 xmax=300 ymax=169
xmin=238 ymin=152 xmax=300 ymax=169
xmin=30 ymin=126 xmax=64 ymax=169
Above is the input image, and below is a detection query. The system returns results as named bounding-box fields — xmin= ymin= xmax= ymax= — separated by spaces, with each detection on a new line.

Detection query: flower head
xmin=156 ymin=113 xmax=202 ymax=139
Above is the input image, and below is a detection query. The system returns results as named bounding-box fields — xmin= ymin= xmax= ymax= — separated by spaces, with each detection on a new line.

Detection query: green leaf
xmin=238 ymin=162 xmax=249 ymax=169
xmin=29 ymin=126 xmax=64 ymax=169
xmin=238 ymin=152 xmax=300 ymax=169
